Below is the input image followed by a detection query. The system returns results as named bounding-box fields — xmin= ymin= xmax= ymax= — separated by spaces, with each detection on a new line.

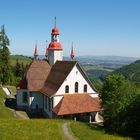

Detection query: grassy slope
xmin=0 ymin=88 xmax=15 ymax=118
xmin=0 ymin=87 xmax=133 ymax=140
xmin=6 ymin=85 xmax=16 ymax=95
xmin=70 ymin=122 xmax=132 ymax=140
xmin=0 ymin=119 xmax=66 ymax=140
xmin=10 ymin=55 xmax=32 ymax=66
xmin=113 ymin=60 xmax=140 ymax=83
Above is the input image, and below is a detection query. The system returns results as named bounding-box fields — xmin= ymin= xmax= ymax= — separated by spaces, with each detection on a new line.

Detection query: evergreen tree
xmin=15 ymin=59 xmax=21 ymax=77
xmin=0 ymin=25 xmax=11 ymax=85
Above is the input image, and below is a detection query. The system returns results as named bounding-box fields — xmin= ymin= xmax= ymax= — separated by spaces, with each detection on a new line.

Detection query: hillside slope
xmin=113 ymin=60 xmax=140 ymax=84
xmin=10 ymin=55 xmax=32 ymax=66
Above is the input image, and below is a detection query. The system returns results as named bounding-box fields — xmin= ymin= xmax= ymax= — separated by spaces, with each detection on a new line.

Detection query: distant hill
xmin=113 ymin=60 xmax=140 ymax=84
xmin=10 ymin=55 xmax=32 ymax=66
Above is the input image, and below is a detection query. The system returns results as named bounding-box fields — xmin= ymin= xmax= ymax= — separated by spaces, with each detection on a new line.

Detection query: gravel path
xmin=15 ymin=111 xmax=29 ymax=119
xmin=62 ymin=123 xmax=76 ymax=140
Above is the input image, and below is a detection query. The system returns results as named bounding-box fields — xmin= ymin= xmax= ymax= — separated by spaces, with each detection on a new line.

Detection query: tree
xmin=14 ymin=59 xmax=25 ymax=78
xmin=100 ymin=74 xmax=136 ymax=133
xmin=0 ymin=25 xmax=11 ymax=85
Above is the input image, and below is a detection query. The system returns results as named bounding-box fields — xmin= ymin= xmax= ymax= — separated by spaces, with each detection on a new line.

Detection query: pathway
xmin=2 ymin=87 xmax=11 ymax=95
xmin=2 ymin=86 xmax=29 ymax=119
xmin=62 ymin=123 xmax=76 ymax=140
xmin=15 ymin=111 xmax=29 ymax=119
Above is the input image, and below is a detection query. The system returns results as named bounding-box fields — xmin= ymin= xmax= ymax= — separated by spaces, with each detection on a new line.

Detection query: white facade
xmin=29 ymin=92 xmax=44 ymax=110
xmin=16 ymin=62 xmax=98 ymax=118
xmin=17 ymin=89 xmax=29 ymax=108
xmin=17 ymin=90 xmax=44 ymax=111
xmin=53 ymin=64 xmax=98 ymax=107
xmin=48 ymin=50 xmax=63 ymax=65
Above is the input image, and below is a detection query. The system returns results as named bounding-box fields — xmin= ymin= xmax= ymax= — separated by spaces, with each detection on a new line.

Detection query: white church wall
xmin=16 ymin=89 xmax=29 ymax=109
xmin=56 ymin=65 xmax=96 ymax=95
xmin=89 ymin=93 xmax=99 ymax=98
xmin=48 ymin=50 xmax=63 ymax=65
xmin=53 ymin=96 xmax=63 ymax=107
xmin=29 ymin=92 xmax=43 ymax=109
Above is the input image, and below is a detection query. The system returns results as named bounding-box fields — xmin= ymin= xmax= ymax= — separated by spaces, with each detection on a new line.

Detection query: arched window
xmin=65 ymin=85 xmax=69 ymax=93
xmin=75 ymin=82 xmax=78 ymax=93
xmin=23 ymin=92 xmax=28 ymax=103
xmin=84 ymin=84 xmax=87 ymax=92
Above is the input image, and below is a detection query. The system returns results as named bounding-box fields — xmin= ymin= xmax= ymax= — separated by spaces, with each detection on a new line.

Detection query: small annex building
xmin=16 ymin=20 xmax=103 ymax=122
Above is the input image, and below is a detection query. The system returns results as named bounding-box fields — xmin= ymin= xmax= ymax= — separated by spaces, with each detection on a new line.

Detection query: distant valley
xmin=22 ymin=55 xmax=140 ymax=80
xmin=74 ymin=56 xmax=140 ymax=80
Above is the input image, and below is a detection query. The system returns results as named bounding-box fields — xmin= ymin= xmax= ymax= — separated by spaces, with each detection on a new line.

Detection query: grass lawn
xmin=0 ymin=88 xmax=15 ymax=118
xmin=70 ymin=122 xmax=132 ymax=140
xmin=0 ymin=87 xmax=134 ymax=140
xmin=0 ymin=119 xmax=66 ymax=140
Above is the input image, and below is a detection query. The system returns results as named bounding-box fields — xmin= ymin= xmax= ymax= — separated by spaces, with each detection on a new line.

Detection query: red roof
xmin=48 ymin=42 xmax=63 ymax=50
xmin=40 ymin=61 xmax=77 ymax=97
xmin=17 ymin=61 xmax=51 ymax=91
xmin=52 ymin=94 xmax=102 ymax=116
xmin=16 ymin=78 xmax=27 ymax=89
xmin=51 ymin=26 xmax=59 ymax=35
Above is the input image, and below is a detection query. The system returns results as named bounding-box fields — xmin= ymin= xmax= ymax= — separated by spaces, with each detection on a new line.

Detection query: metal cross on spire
xmin=54 ymin=16 xmax=56 ymax=27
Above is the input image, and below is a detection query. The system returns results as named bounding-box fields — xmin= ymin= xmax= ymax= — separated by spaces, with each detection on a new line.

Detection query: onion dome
xmin=48 ymin=42 xmax=63 ymax=50
xmin=51 ymin=26 xmax=59 ymax=35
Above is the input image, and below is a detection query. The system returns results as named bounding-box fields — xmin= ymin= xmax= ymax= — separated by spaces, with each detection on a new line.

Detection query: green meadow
xmin=70 ymin=122 xmax=132 ymax=140
xmin=0 ymin=119 xmax=66 ymax=140
xmin=0 ymin=88 xmax=133 ymax=140
xmin=0 ymin=88 xmax=15 ymax=119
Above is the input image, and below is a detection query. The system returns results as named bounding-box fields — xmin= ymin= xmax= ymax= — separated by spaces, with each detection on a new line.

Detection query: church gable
xmin=40 ymin=61 xmax=77 ymax=97
xmin=55 ymin=63 xmax=97 ymax=95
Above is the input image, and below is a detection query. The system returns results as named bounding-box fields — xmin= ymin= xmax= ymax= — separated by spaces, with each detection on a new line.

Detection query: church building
xmin=16 ymin=20 xmax=102 ymax=122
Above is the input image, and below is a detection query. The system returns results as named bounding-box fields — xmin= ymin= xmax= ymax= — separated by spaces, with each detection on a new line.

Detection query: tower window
xmin=65 ymin=85 xmax=69 ymax=93
xmin=23 ymin=92 xmax=28 ymax=103
xmin=75 ymin=82 xmax=79 ymax=93
xmin=84 ymin=84 xmax=87 ymax=92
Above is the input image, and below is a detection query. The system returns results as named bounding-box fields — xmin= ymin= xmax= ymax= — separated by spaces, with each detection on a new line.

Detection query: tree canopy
xmin=100 ymin=74 xmax=137 ymax=136
xmin=0 ymin=25 xmax=11 ymax=85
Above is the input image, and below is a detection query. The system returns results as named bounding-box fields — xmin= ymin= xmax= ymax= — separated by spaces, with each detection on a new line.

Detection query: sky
xmin=0 ymin=0 xmax=140 ymax=57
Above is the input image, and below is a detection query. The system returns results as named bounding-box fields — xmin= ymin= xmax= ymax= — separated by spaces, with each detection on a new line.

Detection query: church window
xmin=23 ymin=92 xmax=28 ymax=103
xmin=65 ymin=85 xmax=69 ymax=93
xmin=84 ymin=84 xmax=87 ymax=92
xmin=76 ymin=71 xmax=78 ymax=75
xmin=75 ymin=82 xmax=78 ymax=93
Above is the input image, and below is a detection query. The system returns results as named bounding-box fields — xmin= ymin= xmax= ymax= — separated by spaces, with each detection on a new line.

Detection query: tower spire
xmin=45 ymin=40 xmax=48 ymax=58
xmin=34 ymin=40 xmax=39 ymax=60
xmin=48 ymin=19 xmax=63 ymax=65
xmin=54 ymin=16 xmax=56 ymax=27
xmin=70 ymin=42 xmax=75 ymax=60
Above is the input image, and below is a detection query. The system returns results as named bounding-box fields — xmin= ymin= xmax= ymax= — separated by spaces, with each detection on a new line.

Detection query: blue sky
xmin=0 ymin=0 xmax=140 ymax=57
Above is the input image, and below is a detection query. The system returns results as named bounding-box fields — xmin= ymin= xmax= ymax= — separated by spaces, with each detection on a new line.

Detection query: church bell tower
xmin=48 ymin=18 xmax=63 ymax=65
